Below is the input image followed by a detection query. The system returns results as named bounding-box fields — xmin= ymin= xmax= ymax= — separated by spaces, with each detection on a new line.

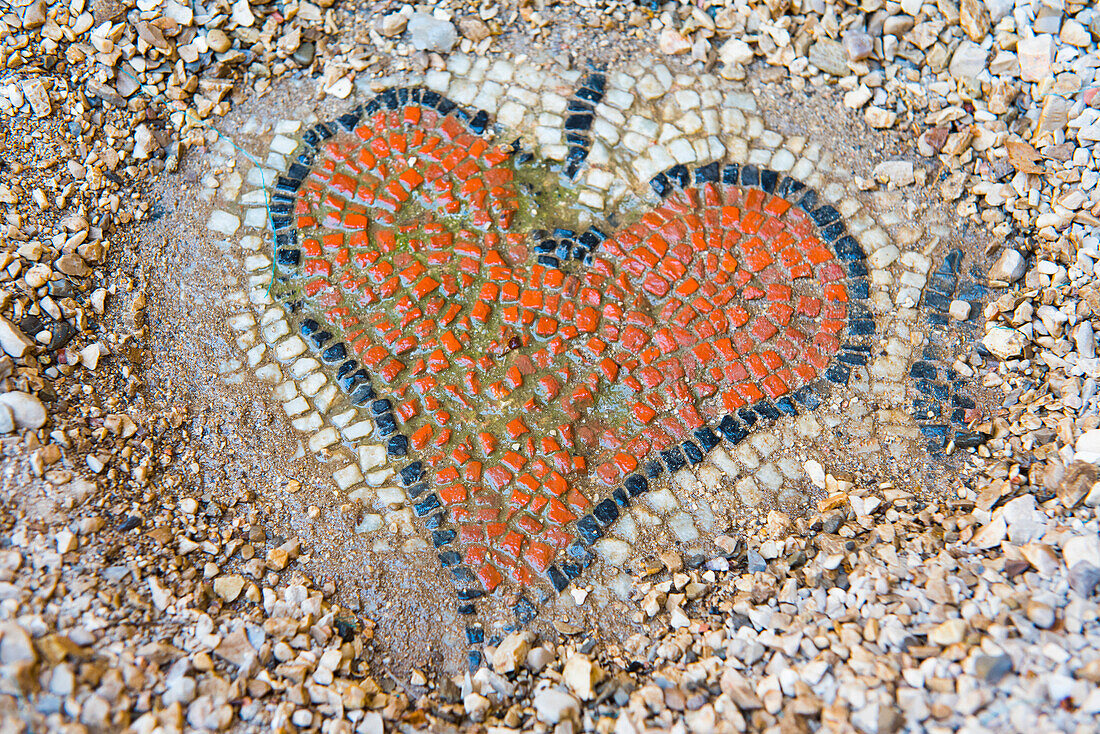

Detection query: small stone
xmin=533 ymin=689 xmax=580 ymax=724
xmin=974 ymin=653 xmax=1013 ymax=683
xmin=972 ymin=515 xmax=1007 ymax=548
xmin=959 ymin=0 xmax=990 ymax=42
xmin=148 ymin=577 xmax=172 ymax=611
xmin=407 ymin=13 xmax=457 ymax=53
xmin=1075 ymin=431 xmax=1100 ymax=464
xmin=133 ymin=124 xmax=156 ymax=160
xmin=1026 ymin=600 xmax=1056 ymax=629
xmin=0 ymin=316 xmax=35 ymax=358
xmin=458 ymin=17 xmax=489 ymax=42
xmin=213 ymin=574 xmax=245 ymax=602
xmin=562 ymin=654 xmax=601 ymax=700
xmin=378 ymin=13 xmax=407 ymax=38
xmin=80 ymin=343 xmax=106 ymax=371
xmin=1068 ymin=563 xmax=1100 ymax=597
xmin=989 ymin=249 xmax=1026 ymax=283
xmin=1060 ymin=19 xmax=1091 ymax=48
xmin=207 ymin=29 xmax=231 ymax=53
xmin=982 ymin=327 xmax=1027 ymax=360
xmin=949 ymin=41 xmax=989 ymax=81
xmin=266 ymin=547 xmax=289 ymax=570
xmin=843 ymin=31 xmax=874 ymax=61
xmin=865 ymin=107 xmax=897 ymax=128
xmin=493 ymin=631 xmax=534 ymax=674
xmin=1021 ymin=542 xmax=1061 ymax=576
xmin=56 ymin=529 xmax=77 ymax=553
xmin=1063 ymin=535 xmax=1100 ymax=570
xmin=231 ymin=0 xmax=255 ymax=27
xmin=20 ymin=0 xmax=46 ymax=28
xmin=950 ymin=300 xmax=971 ymax=320
xmin=0 ymin=404 xmax=14 ymax=434
xmin=1078 ymin=659 xmax=1100 ymax=684
xmin=0 ymin=392 xmax=46 ymax=429
xmin=1058 ymin=462 xmax=1098 ymax=506
xmin=808 ymin=38 xmax=848 ymax=76
xmin=747 ymin=547 xmax=767 ymax=573
xmin=21 ymin=80 xmax=51 ymax=118
xmin=804 ymin=459 xmax=825 ymax=488
xmin=293 ymin=42 xmax=316 ymax=66
xmin=162 ymin=675 xmax=196 ymax=706
xmin=1017 ymin=35 xmax=1054 ymax=82
xmin=873 ymin=160 xmax=915 ymax=186
xmin=463 ymin=693 xmax=490 ymax=721
xmin=0 ymin=623 xmax=36 ymax=664
xmin=326 ymin=77 xmax=353 ymax=99
xmin=851 ymin=702 xmax=902 ymax=734
xmin=929 ymin=619 xmax=968 ymax=646
xmin=658 ymin=28 xmax=691 ymax=55
xmin=718 ymin=38 xmax=754 ymax=65
xmin=55 ymin=252 xmax=90 ymax=277
xmin=214 ymin=628 xmax=256 ymax=668
xmin=526 ymin=646 xmax=555 ymax=673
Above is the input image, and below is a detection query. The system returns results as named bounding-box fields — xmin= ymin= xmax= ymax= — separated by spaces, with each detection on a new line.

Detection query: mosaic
xmin=202 ymin=56 xmax=993 ymax=663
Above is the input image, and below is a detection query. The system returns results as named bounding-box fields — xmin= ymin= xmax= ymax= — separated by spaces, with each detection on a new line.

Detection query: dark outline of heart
xmin=263 ymin=83 xmax=878 ymax=645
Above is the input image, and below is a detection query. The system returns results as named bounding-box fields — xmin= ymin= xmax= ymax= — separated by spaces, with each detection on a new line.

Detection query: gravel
xmin=2 ymin=0 xmax=1100 ymax=731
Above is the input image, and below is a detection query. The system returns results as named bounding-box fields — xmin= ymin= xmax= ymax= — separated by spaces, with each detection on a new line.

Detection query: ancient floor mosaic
xmin=197 ymin=55 xmax=995 ymax=665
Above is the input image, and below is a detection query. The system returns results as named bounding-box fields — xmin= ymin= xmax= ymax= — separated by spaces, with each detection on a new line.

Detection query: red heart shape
xmin=271 ymin=87 xmax=864 ymax=604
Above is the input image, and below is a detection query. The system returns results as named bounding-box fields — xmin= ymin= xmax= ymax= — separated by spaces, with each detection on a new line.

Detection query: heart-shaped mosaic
xmin=261 ymin=84 xmax=876 ymax=619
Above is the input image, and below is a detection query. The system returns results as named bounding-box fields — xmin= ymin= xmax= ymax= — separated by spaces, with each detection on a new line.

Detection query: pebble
xmin=1017 ymin=35 xmax=1054 ymax=82
xmin=0 ymin=316 xmax=34 ymax=358
xmin=0 ymin=392 xmax=46 ymax=430
xmin=213 ymin=575 xmax=245 ymax=602
xmin=55 ymin=253 xmax=90 ymax=278
xmin=533 ymin=689 xmax=580 ymax=724
xmin=718 ymin=38 xmax=754 ymax=66
xmin=379 ymin=13 xmax=408 ymax=38
xmin=808 ymin=39 xmax=848 ymax=76
xmin=22 ymin=80 xmax=51 ymax=118
xmin=525 ymin=646 xmax=555 ymax=673
xmin=492 ymin=632 xmax=533 ymax=674
xmin=843 ymin=31 xmax=873 ymax=62
xmin=865 ymin=107 xmax=897 ymax=128
xmin=873 ymin=160 xmax=915 ymax=186
xmin=747 ymin=547 xmax=767 ymax=573
xmin=0 ymin=623 xmax=36 ymax=664
xmin=207 ymin=30 xmax=231 ymax=53
xmin=989 ymin=249 xmax=1026 ymax=283
xmin=950 ymin=300 xmax=972 ymax=320
xmin=1026 ymin=601 xmax=1056 ymax=629
xmin=463 ymin=693 xmax=490 ymax=721
xmin=959 ymin=0 xmax=990 ymax=42
xmin=458 ymin=17 xmax=490 ymax=42
xmin=1076 ymin=430 xmax=1100 ymax=463
xmin=974 ymin=653 xmax=1013 ymax=683
xmin=293 ymin=42 xmax=316 ymax=66
xmin=407 ymin=14 xmax=457 ymax=53
xmin=949 ymin=41 xmax=989 ymax=80
xmin=1068 ymin=563 xmax=1100 ymax=597
xmin=561 ymin=654 xmax=601 ymax=700
xmin=230 ymin=0 xmax=255 ymax=28
xmin=982 ymin=326 xmax=1027 ymax=359
xmin=929 ymin=619 xmax=968 ymax=646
